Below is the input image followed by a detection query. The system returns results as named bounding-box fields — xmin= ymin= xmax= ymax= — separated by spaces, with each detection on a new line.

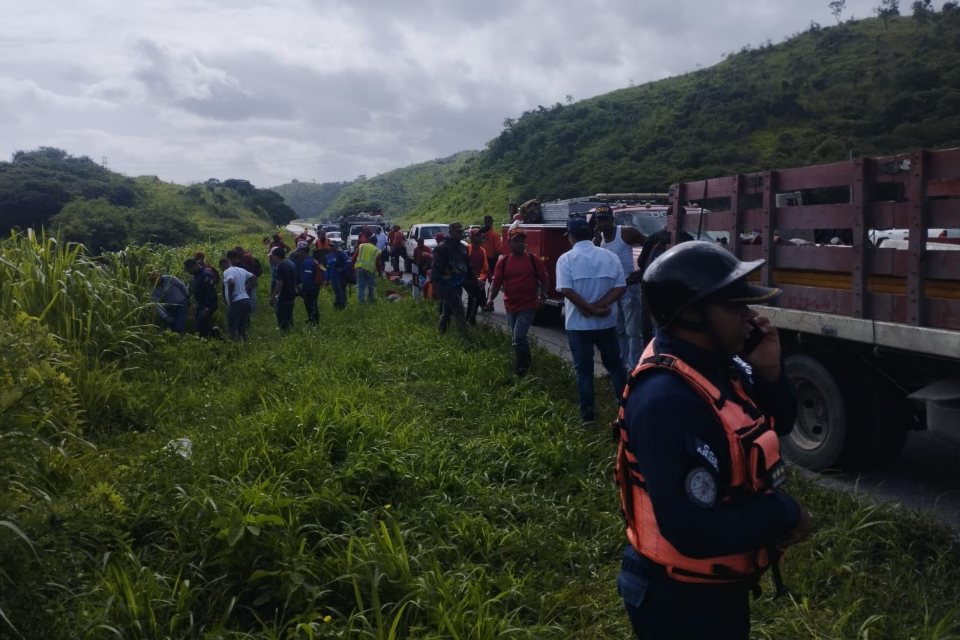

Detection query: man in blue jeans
xmin=555 ymin=216 xmax=627 ymax=423
xmin=485 ymin=225 xmax=548 ymax=376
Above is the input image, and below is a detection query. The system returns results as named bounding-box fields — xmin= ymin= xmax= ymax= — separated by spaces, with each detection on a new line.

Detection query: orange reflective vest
xmin=615 ymin=340 xmax=785 ymax=583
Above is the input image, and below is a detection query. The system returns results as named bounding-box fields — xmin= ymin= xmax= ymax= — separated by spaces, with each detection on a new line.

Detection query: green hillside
xmin=267 ymin=179 xmax=350 ymax=219
xmin=409 ymin=9 xmax=960 ymax=223
xmin=0 ymin=148 xmax=291 ymax=252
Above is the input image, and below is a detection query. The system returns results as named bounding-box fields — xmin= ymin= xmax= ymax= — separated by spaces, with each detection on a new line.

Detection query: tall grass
xmin=0 ymin=230 xmax=153 ymax=359
xmin=0 ymin=235 xmax=958 ymax=638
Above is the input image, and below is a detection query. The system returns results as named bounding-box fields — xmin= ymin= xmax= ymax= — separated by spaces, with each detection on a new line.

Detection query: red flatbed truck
xmin=668 ymin=148 xmax=960 ymax=470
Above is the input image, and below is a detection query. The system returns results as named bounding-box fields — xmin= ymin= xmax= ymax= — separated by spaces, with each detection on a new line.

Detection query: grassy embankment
xmin=1 ymin=231 xmax=959 ymax=639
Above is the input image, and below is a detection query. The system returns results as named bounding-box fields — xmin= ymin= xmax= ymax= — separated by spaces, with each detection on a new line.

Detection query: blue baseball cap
xmin=566 ymin=216 xmax=591 ymax=236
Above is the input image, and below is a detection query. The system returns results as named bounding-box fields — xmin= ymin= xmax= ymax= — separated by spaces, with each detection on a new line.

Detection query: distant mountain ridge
xmin=273 ymin=12 xmax=960 ymax=227
xmin=269 ymin=150 xmax=480 ymax=222
xmin=401 ymin=10 xmax=960 ymax=224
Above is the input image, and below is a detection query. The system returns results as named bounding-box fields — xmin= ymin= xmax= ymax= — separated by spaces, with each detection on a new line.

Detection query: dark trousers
xmin=275 ymin=299 xmax=294 ymax=332
xmin=195 ymin=305 xmax=216 ymax=338
xmin=465 ymin=281 xmax=485 ymax=324
xmin=330 ymin=278 xmax=347 ymax=309
xmin=226 ymin=298 xmax=252 ymax=340
xmin=618 ymin=546 xmax=750 ymax=639
xmin=301 ymin=287 xmax=319 ymax=324
xmin=437 ymin=285 xmax=466 ymax=334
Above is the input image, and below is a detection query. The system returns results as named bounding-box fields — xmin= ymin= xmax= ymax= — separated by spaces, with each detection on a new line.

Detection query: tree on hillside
xmin=51 ymin=198 xmax=131 ymax=253
xmin=829 ymin=0 xmax=847 ymax=23
xmin=912 ymin=0 xmax=933 ymax=24
xmin=251 ymin=189 xmax=296 ymax=226
xmin=876 ymin=0 xmax=901 ymax=28
xmin=130 ymin=203 xmax=200 ymax=246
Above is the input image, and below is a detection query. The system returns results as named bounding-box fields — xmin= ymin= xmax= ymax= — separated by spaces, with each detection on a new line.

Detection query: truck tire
xmin=783 ymin=353 xmax=910 ymax=471
xmin=783 ymin=354 xmax=848 ymax=471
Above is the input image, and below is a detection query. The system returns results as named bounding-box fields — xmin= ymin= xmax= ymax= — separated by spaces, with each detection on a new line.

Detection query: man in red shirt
xmin=387 ymin=225 xmax=407 ymax=273
xmin=485 ymin=226 xmax=548 ymax=376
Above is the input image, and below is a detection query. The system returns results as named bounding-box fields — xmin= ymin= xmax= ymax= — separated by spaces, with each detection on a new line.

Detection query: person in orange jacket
xmin=465 ymin=228 xmax=489 ymax=324
xmin=480 ymin=215 xmax=502 ymax=279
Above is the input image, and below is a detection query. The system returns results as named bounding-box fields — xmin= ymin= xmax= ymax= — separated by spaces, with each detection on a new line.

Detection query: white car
xmin=404 ymin=223 xmax=449 ymax=260
xmin=347 ymin=225 xmax=383 ymax=252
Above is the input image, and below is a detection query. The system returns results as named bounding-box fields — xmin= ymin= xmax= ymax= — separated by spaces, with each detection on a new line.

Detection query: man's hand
xmin=590 ymin=304 xmax=611 ymax=317
xmin=742 ymin=315 xmax=782 ymax=381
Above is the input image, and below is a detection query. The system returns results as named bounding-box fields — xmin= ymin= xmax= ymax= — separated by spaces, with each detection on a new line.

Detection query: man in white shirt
xmin=555 ymin=216 xmax=628 ymax=424
xmin=221 ymin=253 xmax=256 ymax=341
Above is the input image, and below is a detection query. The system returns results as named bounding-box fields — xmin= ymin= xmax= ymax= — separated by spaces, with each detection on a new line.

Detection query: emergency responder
xmin=616 ymin=240 xmax=812 ymax=640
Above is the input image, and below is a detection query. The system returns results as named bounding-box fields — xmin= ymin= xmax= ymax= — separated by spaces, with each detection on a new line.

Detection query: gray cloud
xmin=1 ymin=0 xmax=883 ymax=186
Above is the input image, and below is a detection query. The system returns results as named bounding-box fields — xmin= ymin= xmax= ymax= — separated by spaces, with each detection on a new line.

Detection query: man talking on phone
xmin=614 ymin=240 xmax=812 ymax=639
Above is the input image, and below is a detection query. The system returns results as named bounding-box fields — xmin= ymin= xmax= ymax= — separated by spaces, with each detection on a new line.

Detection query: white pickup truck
xmin=403 ymin=223 xmax=449 ymax=270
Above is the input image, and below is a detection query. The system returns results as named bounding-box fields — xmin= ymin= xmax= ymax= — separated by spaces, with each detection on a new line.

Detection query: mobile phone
xmin=742 ymin=319 xmax=765 ymax=356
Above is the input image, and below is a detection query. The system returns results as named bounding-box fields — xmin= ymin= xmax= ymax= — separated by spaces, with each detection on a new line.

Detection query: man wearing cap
xmin=594 ymin=205 xmax=646 ymax=371
xmin=486 ymin=226 xmax=548 ymax=376
xmin=431 ymin=222 xmax=472 ymax=334
xmin=555 ymin=216 xmax=628 ymax=424
xmin=268 ymin=246 xmax=297 ymax=331
xmin=615 ymin=241 xmax=811 ymax=639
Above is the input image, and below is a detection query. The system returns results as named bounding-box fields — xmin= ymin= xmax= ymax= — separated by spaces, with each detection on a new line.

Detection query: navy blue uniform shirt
xmin=622 ymin=332 xmax=801 ymax=576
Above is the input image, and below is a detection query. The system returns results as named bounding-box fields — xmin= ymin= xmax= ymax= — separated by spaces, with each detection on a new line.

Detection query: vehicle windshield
xmin=419 ymin=225 xmax=448 ymax=240
xmin=614 ymin=210 xmax=669 ymax=236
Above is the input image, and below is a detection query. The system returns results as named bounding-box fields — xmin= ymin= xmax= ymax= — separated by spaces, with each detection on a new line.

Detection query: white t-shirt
xmin=222 ymin=266 xmax=252 ymax=303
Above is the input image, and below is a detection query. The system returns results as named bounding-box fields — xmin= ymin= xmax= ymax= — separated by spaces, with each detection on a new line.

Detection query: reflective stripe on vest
xmin=614 ymin=339 xmax=781 ymax=583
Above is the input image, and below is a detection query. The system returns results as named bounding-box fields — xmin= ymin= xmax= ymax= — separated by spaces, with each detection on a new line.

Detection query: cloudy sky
xmin=3 ymin=0 xmax=883 ymax=187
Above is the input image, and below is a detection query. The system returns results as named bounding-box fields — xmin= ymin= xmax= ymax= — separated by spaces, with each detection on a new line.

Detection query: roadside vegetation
xmin=2 ymin=232 xmax=959 ymax=639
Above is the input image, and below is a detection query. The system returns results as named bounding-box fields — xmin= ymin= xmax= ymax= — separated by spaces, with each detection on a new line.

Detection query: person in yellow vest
xmin=352 ymin=237 xmax=381 ymax=304
xmin=615 ymin=240 xmax=812 ymax=639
